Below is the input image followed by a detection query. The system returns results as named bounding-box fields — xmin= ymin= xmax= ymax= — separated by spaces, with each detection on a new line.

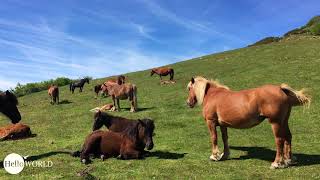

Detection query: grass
xmin=0 ymin=37 xmax=320 ymax=179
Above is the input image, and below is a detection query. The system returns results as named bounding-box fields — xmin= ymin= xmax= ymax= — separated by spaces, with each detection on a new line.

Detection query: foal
xmin=74 ymin=119 xmax=155 ymax=163
xmin=48 ymin=85 xmax=59 ymax=104
xmin=186 ymin=76 xmax=311 ymax=169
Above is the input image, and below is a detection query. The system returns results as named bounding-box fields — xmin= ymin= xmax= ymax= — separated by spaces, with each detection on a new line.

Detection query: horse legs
xmin=80 ymin=87 xmax=82 ymax=92
xmin=116 ymin=98 xmax=121 ymax=111
xmin=270 ymin=122 xmax=286 ymax=169
xmin=206 ymin=120 xmax=222 ymax=161
xmin=283 ymin=107 xmax=296 ymax=166
xmin=220 ymin=126 xmax=230 ymax=160
xmin=160 ymin=75 xmax=162 ymax=80
xmin=119 ymin=148 xmax=142 ymax=159
xmin=111 ymin=95 xmax=117 ymax=111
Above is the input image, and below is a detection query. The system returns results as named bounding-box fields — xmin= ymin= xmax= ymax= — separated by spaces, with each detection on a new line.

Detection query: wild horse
xmin=151 ymin=67 xmax=174 ymax=81
xmin=186 ymin=76 xmax=311 ymax=169
xmin=70 ymin=77 xmax=90 ymax=94
xmin=0 ymin=90 xmax=21 ymax=124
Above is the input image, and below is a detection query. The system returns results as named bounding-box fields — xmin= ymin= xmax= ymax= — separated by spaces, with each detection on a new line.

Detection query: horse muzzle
xmin=186 ymin=101 xmax=195 ymax=108
xmin=146 ymin=142 xmax=154 ymax=150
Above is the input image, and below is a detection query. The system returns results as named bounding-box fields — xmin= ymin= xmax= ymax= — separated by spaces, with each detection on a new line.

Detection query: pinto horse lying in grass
xmin=186 ymin=76 xmax=311 ymax=169
xmin=150 ymin=67 xmax=174 ymax=81
xmin=72 ymin=118 xmax=155 ymax=164
xmin=0 ymin=123 xmax=33 ymax=141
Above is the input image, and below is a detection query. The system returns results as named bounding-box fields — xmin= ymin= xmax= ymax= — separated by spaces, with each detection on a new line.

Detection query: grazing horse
xmin=92 ymin=110 xmax=153 ymax=131
xmin=101 ymin=81 xmax=137 ymax=112
xmin=70 ymin=78 xmax=90 ymax=94
xmin=73 ymin=119 xmax=155 ymax=164
xmin=48 ymin=85 xmax=59 ymax=104
xmin=151 ymin=67 xmax=174 ymax=81
xmin=186 ymin=76 xmax=311 ymax=169
xmin=0 ymin=90 xmax=21 ymax=124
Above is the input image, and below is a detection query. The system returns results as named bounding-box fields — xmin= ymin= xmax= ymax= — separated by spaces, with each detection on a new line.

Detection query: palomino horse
xmin=101 ymin=81 xmax=137 ymax=112
xmin=70 ymin=77 xmax=90 ymax=94
xmin=186 ymin=76 xmax=311 ymax=169
xmin=0 ymin=90 xmax=21 ymax=124
xmin=48 ymin=85 xmax=59 ymax=104
xmin=72 ymin=119 xmax=155 ymax=163
xmin=92 ymin=110 xmax=153 ymax=131
xmin=151 ymin=67 xmax=174 ymax=81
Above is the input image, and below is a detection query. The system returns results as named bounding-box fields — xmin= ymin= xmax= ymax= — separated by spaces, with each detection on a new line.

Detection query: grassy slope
xmin=0 ymin=38 xmax=319 ymax=179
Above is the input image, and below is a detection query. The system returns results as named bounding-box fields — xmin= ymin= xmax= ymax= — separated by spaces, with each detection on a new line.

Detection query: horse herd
xmin=0 ymin=66 xmax=312 ymax=169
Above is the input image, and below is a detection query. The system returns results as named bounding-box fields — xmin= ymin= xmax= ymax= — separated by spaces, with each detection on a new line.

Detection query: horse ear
xmin=191 ymin=77 xmax=195 ymax=84
xmin=5 ymin=90 xmax=10 ymax=95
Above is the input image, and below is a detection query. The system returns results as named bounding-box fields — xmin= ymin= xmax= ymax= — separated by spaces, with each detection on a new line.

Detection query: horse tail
xmin=132 ymin=84 xmax=138 ymax=111
xmin=170 ymin=68 xmax=174 ymax=80
xmin=280 ymin=83 xmax=311 ymax=108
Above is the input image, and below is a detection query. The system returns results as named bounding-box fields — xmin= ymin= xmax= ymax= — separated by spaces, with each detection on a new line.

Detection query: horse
xmin=101 ymin=81 xmax=137 ymax=112
xmin=0 ymin=123 xmax=32 ymax=141
xmin=93 ymin=84 xmax=102 ymax=97
xmin=186 ymin=76 xmax=311 ymax=169
xmin=151 ymin=67 xmax=174 ymax=81
xmin=72 ymin=119 xmax=155 ymax=164
xmin=48 ymin=85 xmax=59 ymax=104
xmin=92 ymin=110 xmax=153 ymax=131
xmin=106 ymin=75 xmax=126 ymax=85
xmin=70 ymin=77 xmax=90 ymax=94
xmin=0 ymin=90 xmax=21 ymax=124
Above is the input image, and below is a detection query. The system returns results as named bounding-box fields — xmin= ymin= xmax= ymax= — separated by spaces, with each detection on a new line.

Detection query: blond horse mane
xmin=188 ymin=76 xmax=230 ymax=105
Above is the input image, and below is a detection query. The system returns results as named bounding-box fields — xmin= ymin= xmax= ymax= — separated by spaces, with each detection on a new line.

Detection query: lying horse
xmin=101 ymin=81 xmax=137 ymax=112
xmin=70 ymin=77 xmax=90 ymax=94
xmin=0 ymin=90 xmax=21 ymax=124
xmin=73 ymin=119 xmax=155 ymax=163
xmin=186 ymin=76 xmax=311 ymax=169
xmin=0 ymin=123 xmax=32 ymax=141
xmin=92 ymin=110 xmax=153 ymax=131
xmin=151 ymin=67 xmax=174 ymax=81
xmin=48 ymin=85 xmax=59 ymax=104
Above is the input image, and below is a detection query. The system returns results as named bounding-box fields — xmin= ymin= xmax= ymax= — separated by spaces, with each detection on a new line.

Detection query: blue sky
xmin=0 ymin=0 xmax=319 ymax=90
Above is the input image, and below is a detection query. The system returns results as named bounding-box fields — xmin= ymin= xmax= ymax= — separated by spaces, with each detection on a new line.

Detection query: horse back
xmin=99 ymin=131 xmax=123 ymax=156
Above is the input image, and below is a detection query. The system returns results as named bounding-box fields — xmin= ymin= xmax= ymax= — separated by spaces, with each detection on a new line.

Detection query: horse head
xmin=150 ymin=70 xmax=155 ymax=76
xmin=0 ymin=90 xmax=21 ymax=124
xmin=92 ymin=110 xmax=106 ymax=131
xmin=187 ymin=77 xmax=198 ymax=108
xmin=138 ymin=119 xmax=155 ymax=150
xmin=85 ymin=78 xmax=90 ymax=84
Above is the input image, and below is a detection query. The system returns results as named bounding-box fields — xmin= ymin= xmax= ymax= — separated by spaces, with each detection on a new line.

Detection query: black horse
xmin=70 ymin=78 xmax=90 ymax=94
xmin=0 ymin=90 xmax=21 ymax=124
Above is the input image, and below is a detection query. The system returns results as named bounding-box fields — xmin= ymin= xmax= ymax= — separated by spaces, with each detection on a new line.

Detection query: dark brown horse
xmin=73 ymin=119 xmax=155 ymax=164
xmin=94 ymin=84 xmax=102 ymax=97
xmin=0 ymin=90 xmax=21 ymax=124
xmin=101 ymin=81 xmax=137 ymax=112
xmin=186 ymin=76 xmax=311 ymax=169
xmin=151 ymin=67 xmax=174 ymax=81
xmin=48 ymin=85 xmax=59 ymax=104
xmin=70 ymin=77 xmax=90 ymax=94
xmin=92 ymin=110 xmax=152 ymax=131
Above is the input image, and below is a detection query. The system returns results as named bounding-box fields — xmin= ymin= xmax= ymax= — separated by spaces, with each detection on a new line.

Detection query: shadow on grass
xmin=120 ymin=107 xmax=156 ymax=112
xmin=149 ymin=150 xmax=187 ymax=159
xmin=0 ymin=151 xmax=71 ymax=168
xmin=230 ymin=146 xmax=320 ymax=166
xmin=59 ymin=100 xmax=72 ymax=104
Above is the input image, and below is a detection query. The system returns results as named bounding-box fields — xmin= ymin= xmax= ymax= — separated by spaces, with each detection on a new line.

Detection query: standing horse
xmin=151 ymin=67 xmax=174 ymax=81
xmin=101 ymin=82 xmax=137 ymax=112
xmin=106 ymin=75 xmax=126 ymax=85
xmin=73 ymin=119 xmax=155 ymax=164
xmin=0 ymin=90 xmax=21 ymax=124
xmin=186 ymin=76 xmax=311 ymax=169
xmin=94 ymin=84 xmax=102 ymax=97
xmin=70 ymin=77 xmax=90 ymax=94
xmin=48 ymin=85 xmax=59 ymax=104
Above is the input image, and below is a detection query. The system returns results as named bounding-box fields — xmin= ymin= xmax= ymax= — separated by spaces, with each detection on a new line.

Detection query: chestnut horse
xmin=73 ymin=119 xmax=155 ymax=164
xmin=0 ymin=123 xmax=32 ymax=141
xmin=101 ymin=81 xmax=137 ymax=112
xmin=106 ymin=75 xmax=126 ymax=85
xmin=186 ymin=76 xmax=311 ymax=169
xmin=0 ymin=90 xmax=21 ymax=124
xmin=151 ymin=67 xmax=174 ymax=81
xmin=48 ymin=85 xmax=59 ymax=104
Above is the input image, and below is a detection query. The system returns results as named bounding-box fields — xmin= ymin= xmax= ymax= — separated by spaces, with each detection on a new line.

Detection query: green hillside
xmin=1 ymin=36 xmax=320 ymax=179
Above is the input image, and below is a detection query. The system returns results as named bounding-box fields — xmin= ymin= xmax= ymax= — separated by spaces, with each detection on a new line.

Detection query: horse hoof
xmin=270 ymin=162 xmax=288 ymax=169
xmin=220 ymin=152 xmax=230 ymax=160
xmin=100 ymin=155 xmax=105 ymax=161
xmin=209 ymin=153 xmax=223 ymax=161
xmin=81 ymin=159 xmax=87 ymax=164
xmin=284 ymin=156 xmax=297 ymax=166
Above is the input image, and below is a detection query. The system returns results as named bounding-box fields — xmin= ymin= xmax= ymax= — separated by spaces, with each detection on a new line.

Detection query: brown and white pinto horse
xmin=48 ymin=85 xmax=59 ymax=104
xmin=151 ymin=67 xmax=174 ymax=81
xmin=101 ymin=81 xmax=137 ymax=112
xmin=186 ymin=76 xmax=311 ymax=169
